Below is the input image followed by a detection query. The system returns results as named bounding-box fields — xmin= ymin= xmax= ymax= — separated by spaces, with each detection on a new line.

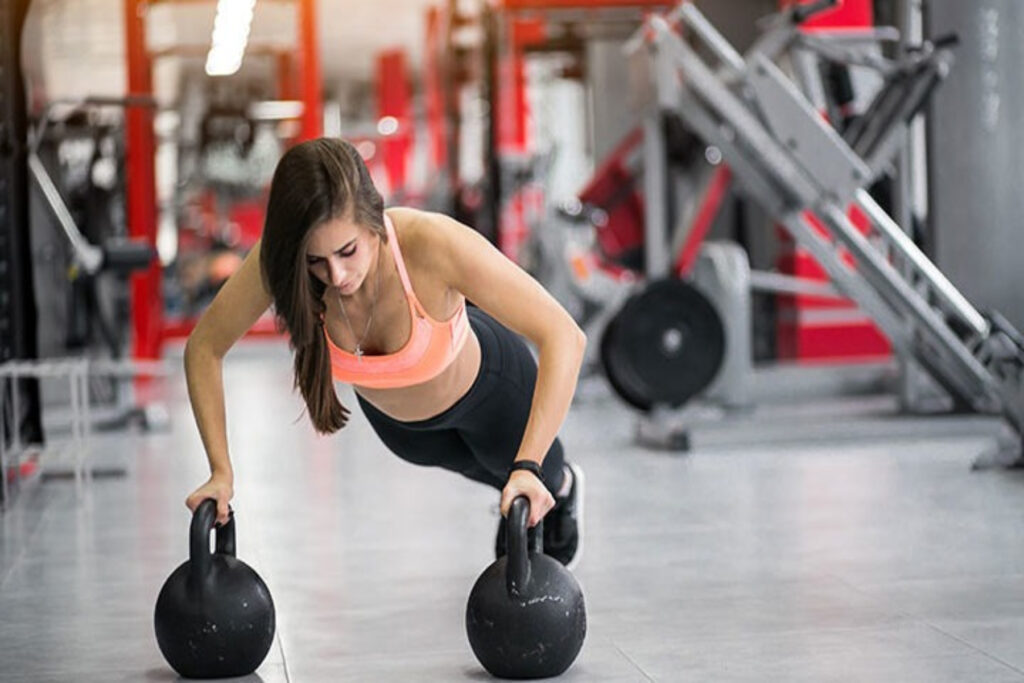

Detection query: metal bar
xmin=124 ymin=0 xmax=162 ymax=360
xmin=69 ymin=362 xmax=81 ymax=488
xmin=297 ymin=0 xmax=323 ymax=140
xmin=796 ymin=32 xmax=900 ymax=72
xmin=643 ymin=111 xmax=671 ymax=278
xmin=26 ymin=154 xmax=103 ymax=273
xmin=746 ymin=53 xmax=870 ymax=201
xmin=678 ymin=3 xmax=746 ymax=73
xmin=749 ymin=270 xmax=844 ymax=299
xmin=149 ymin=45 xmax=292 ymax=60
xmin=674 ymin=165 xmax=732 ymax=275
xmin=0 ymin=380 xmax=8 ymax=508
xmin=11 ymin=371 xmax=21 ymax=458
xmin=651 ymin=18 xmax=819 ymax=206
xmin=818 ymin=203 xmax=996 ymax=398
xmin=80 ymin=363 xmax=91 ymax=485
xmin=855 ymin=189 xmax=989 ymax=337
xmin=779 ymin=212 xmax=909 ymax=353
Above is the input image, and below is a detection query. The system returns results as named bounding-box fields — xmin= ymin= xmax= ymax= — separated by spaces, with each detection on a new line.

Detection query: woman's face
xmin=305 ymin=216 xmax=380 ymax=297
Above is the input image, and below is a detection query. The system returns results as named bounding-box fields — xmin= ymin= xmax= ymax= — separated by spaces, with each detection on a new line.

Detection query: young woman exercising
xmin=182 ymin=138 xmax=586 ymax=567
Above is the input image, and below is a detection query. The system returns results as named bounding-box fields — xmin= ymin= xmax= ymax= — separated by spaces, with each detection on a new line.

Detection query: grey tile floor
xmin=3 ymin=340 xmax=1024 ymax=682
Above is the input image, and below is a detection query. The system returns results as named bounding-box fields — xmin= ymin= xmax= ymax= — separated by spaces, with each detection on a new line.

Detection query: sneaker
xmin=543 ymin=462 xmax=584 ymax=570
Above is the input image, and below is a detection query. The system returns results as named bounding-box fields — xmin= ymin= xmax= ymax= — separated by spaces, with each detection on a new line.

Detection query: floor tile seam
xmin=829 ymin=574 xmax=1024 ymax=673
xmin=921 ymin=621 xmax=1024 ymax=677
xmin=274 ymin=629 xmax=293 ymax=683
xmin=610 ymin=642 xmax=656 ymax=682
xmin=834 ymin=571 xmax=1024 ymax=623
xmin=0 ymin=488 xmax=64 ymax=594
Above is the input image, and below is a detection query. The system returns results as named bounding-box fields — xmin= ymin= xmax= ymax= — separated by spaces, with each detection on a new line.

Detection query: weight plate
xmin=600 ymin=278 xmax=726 ymax=411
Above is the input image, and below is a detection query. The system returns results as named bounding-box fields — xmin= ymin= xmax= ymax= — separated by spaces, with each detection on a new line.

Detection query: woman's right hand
xmin=185 ymin=473 xmax=234 ymax=526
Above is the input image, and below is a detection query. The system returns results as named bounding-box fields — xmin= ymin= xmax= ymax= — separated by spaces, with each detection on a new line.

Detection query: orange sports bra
xmin=324 ymin=214 xmax=472 ymax=389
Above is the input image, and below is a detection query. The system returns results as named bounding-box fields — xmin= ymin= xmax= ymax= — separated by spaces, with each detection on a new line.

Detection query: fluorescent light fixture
xmin=205 ymin=0 xmax=256 ymax=77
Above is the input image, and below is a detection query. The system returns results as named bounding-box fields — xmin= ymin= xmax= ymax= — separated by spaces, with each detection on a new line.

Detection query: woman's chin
xmin=337 ymin=280 xmax=361 ymax=296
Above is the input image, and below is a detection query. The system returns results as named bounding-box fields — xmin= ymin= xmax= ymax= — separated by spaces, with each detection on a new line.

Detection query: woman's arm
xmin=424 ymin=211 xmax=587 ymax=523
xmin=183 ymin=240 xmax=273 ymax=522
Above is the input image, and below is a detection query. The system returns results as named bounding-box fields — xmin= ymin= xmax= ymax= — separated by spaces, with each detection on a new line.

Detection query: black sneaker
xmin=543 ymin=462 xmax=584 ymax=570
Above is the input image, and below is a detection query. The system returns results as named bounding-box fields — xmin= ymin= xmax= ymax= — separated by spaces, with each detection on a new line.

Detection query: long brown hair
xmin=260 ymin=138 xmax=386 ymax=433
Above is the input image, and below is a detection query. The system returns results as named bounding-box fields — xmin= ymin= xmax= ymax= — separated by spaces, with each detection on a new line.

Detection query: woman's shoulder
xmin=385 ymin=206 xmax=439 ymax=235
xmin=385 ymin=207 xmax=449 ymax=264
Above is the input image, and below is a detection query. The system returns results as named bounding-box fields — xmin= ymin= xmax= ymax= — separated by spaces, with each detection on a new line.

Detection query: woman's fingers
xmin=184 ymin=478 xmax=234 ymax=526
xmin=501 ymin=470 xmax=556 ymax=527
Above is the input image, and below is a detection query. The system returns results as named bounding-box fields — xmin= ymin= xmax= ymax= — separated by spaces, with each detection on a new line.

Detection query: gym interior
xmin=3 ymin=0 xmax=1024 ymax=680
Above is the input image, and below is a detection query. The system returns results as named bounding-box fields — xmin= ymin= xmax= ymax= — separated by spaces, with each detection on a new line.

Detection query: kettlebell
xmin=466 ymin=496 xmax=587 ymax=679
xmin=154 ymin=499 xmax=276 ymax=679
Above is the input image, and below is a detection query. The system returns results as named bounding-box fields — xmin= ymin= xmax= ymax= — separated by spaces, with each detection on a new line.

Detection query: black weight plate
xmin=600 ymin=279 xmax=726 ymax=411
xmin=599 ymin=310 xmax=652 ymax=411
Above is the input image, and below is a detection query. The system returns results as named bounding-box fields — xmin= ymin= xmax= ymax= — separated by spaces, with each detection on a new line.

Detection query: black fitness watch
xmin=507 ymin=460 xmax=545 ymax=484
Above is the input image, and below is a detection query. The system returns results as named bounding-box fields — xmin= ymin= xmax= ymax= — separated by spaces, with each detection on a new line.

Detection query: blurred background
xmin=4 ymin=0 xmax=1024 ymax=483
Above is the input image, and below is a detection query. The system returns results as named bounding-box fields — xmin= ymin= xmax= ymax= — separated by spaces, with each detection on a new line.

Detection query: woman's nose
xmin=326 ymin=258 xmax=347 ymax=287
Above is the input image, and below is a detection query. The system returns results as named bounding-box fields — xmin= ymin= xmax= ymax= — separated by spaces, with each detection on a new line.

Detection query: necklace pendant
xmin=355 ymin=345 xmax=363 ymax=361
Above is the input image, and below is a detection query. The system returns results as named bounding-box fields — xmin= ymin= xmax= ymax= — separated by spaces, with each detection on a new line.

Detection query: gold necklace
xmin=337 ymin=239 xmax=383 ymax=361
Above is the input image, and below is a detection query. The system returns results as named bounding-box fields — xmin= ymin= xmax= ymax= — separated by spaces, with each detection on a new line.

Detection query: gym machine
xmin=0 ymin=97 xmax=170 ymax=500
xmin=553 ymin=1 xmax=893 ymax=411
xmin=616 ymin=0 xmax=1024 ymax=465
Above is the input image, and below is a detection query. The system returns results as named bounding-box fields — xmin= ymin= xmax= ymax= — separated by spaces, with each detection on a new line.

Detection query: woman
xmin=183 ymin=138 xmax=586 ymax=568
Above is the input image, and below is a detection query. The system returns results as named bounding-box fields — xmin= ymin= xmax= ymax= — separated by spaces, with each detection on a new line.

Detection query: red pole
xmin=424 ymin=7 xmax=447 ymax=173
xmin=297 ymin=0 xmax=322 ymax=140
xmin=376 ymin=49 xmax=412 ymax=193
xmin=123 ymin=0 xmax=161 ymax=359
xmin=277 ymin=51 xmax=296 ymax=100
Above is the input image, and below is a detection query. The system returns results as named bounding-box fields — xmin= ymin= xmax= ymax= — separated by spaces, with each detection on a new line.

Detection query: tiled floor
xmin=3 ymin=340 xmax=1024 ymax=682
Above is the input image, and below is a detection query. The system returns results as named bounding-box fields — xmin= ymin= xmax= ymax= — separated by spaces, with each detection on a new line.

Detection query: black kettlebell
xmin=466 ymin=496 xmax=587 ymax=679
xmin=154 ymin=499 xmax=275 ymax=679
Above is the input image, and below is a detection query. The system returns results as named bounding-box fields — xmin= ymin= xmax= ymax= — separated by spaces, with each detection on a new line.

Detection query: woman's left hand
xmin=500 ymin=469 xmax=555 ymax=527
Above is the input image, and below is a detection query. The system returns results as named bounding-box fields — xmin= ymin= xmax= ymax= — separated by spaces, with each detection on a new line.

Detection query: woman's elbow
xmin=561 ymin=319 xmax=587 ymax=360
xmin=184 ymin=331 xmax=220 ymax=369
xmin=572 ymin=324 xmax=587 ymax=355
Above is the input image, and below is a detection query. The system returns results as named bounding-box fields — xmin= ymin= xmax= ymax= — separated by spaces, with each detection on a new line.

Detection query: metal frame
xmin=637 ymin=2 xmax=1024 ymax=463
xmin=0 ymin=358 xmax=170 ymax=507
xmin=0 ymin=360 xmax=91 ymax=501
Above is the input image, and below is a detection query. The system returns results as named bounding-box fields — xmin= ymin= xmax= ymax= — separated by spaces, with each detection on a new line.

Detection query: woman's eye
xmin=338 ymin=246 xmax=357 ymax=258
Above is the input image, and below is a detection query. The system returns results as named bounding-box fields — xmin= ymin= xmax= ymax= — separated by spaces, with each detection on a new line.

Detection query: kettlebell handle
xmin=189 ymin=499 xmax=237 ymax=593
xmin=506 ymin=496 xmax=543 ymax=596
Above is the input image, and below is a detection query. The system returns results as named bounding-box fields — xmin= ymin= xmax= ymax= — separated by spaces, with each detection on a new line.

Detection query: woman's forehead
xmin=306 ymin=217 xmax=363 ymax=253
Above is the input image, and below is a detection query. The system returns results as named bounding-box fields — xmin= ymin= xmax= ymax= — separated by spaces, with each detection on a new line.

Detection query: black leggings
xmin=356 ymin=306 xmax=566 ymax=496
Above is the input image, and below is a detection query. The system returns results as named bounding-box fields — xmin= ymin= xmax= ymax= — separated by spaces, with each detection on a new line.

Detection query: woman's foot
xmin=543 ymin=462 xmax=584 ymax=570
